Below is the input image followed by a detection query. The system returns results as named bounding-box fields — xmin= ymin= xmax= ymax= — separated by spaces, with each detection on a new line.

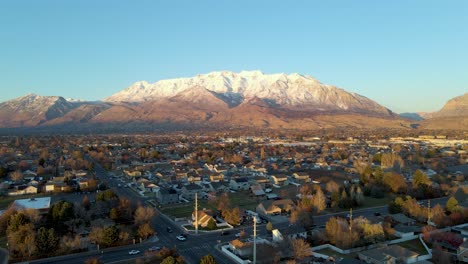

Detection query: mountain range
xmin=0 ymin=71 xmax=466 ymax=132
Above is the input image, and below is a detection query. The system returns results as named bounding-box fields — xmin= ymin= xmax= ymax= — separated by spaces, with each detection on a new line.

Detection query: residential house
xmin=358 ymin=244 xmax=419 ymax=264
xmin=291 ymin=172 xmax=311 ymax=183
xmin=124 ymin=169 xmax=141 ymax=177
xmin=139 ymin=181 xmax=158 ymax=193
xmin=181 ymin=183 xmax=204 ymax=200
xmin=210 ymin=182 xmax=229 ymax=193
xmin=256 ymin=199 xmax=295 ymax=217
xmin=192 ymin=209 xmax=216 ymax=228
xmin=393 ymin=225 xmax=420 ymax=238
xmin=8 ymin=185 xmax=38 ymax=196
xmin=45 ymin=182 xmax=68 ymax=192
xmin=12 ymin=197 xmax=51 ymax=215
xmin=209 ymin=173 xmax=224 ymax=182
xmin=155 ymin=187 xmax=179 ymax=205
xmin=250 ymin=184 xmax=266 ymax=197
xmin=270 ymin=174 xmax=288 ymax=186
xmin=272 ymin=225 xmax=307 ymax=242
xmin=390 ymin=213 xmax=416 ymax=226
xmin=230 ymin=177 xmax=250 ymax=191
xmin=457 ymin=240 xmax=468 ymax=263
xmin=252 ymin=176 xmax=270 ymax=187
xmin=229 ymin=239 xmax=253 ymax=258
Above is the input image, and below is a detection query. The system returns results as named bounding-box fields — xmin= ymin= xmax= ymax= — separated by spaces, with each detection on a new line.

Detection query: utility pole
xmin=349 ymin=208 xmax=353 ymax=247
xmin=195 ymin=192 xmax=198 ymax=234
xmin=427 ymin=200 xmax=431 ymax=225
xmin=253 ymin=216 xmax=257 ymax=264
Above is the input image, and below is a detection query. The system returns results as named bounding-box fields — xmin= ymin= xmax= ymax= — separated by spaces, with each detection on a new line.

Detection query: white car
xmin=129 ymin=250 xmax=140 ymax=255
xmin=176 ymin=235 xmax=186 ymax=241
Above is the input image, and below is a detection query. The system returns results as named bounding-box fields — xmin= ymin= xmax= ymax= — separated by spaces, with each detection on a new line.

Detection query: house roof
xmin=260 ymin=199 xmax=295 ymax=211
xmin=390 ymin=213 xmax=414 ymax=224
xmin=230 ymin=239 xmax=252 ymax=249
xmin=250 ymin=184 xmax=265 ymax=196
xmin=359 ymin=245 xmax=419 ymax=262
xmin=12 ymin=197 xmax=51 ymax=211
xmin=184 ymin=183 xmax=202 ymax=190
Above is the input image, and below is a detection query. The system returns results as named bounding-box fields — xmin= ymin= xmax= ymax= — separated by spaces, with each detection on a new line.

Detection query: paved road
xmin=30 ymin=157 xmax=451 ymax=264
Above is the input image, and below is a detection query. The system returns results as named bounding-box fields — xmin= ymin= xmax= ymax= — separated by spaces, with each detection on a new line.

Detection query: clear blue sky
xmin=1 ymin=0 xmax=467 ymax=113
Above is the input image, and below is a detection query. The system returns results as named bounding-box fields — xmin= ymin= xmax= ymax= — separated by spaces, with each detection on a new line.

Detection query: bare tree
xmin=290 ymin=239 xmax=312 ymax=260
xmin=134 ymin=206 xmax=155 ymax=226
xmin=11 ymin=170 xmax=24 ymax=182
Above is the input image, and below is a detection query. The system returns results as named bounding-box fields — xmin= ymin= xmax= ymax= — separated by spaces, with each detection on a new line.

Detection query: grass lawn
xmin=160 ymin=192 xmax=260 ymax=218
xmin=228 ymin=192 xmax=259 ymax=211
xmin=361 ymin=196 xmax=392 ymax=208
xmin=324 ymin=195 xmax=392 ymax=214
xmin=397 ymin=239 xmax=428 ymax=255
xmin=160 ymin=201 xmax=215 ymax=218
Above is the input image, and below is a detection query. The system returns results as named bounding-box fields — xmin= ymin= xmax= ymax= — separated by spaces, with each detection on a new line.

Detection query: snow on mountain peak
xmin=103 ymin=70 xmax=390 ymax=115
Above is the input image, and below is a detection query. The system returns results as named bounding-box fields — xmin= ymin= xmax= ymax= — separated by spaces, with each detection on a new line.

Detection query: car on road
xmin=374 ymin=212 xmax=381 ymax=216
xmin=220 ymin=231 xmax=230 ymax=236
xmin=176 ymin=235 xmax=186 ymax=241
xmin=148 ymin=246 xmax=161 ymax=252
xmin=235 ymin=232 xmax=241 ymax=237
xmin=129 ymin=250 xmax=140 ymax=255
xmin=166 ymin=227 xmax=173 ymax=233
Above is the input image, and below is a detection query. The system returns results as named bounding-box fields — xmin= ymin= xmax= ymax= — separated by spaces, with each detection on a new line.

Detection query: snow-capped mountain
xmin=105 ymin=70 xmax=392 ymax=116
xmin=0 ymin=71 xmax=423 ymax=131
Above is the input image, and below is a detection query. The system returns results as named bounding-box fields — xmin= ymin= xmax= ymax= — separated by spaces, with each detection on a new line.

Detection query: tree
xmin=134 ymin=206 xmax=155 ymax=226
xmin=109 ymin=208 xmax=119 ymax=221
xmin=206 ymin=218 xmax=217 ymax=230
xmin=36 ymin=227 xmax=59 ymax=257
xmin=412 ymin=170 xmax=430 ymax=187
xmin=85 ymin=257 xmax=103 ymax=264
xmin=381 ymin=153 xmax=404 ymax=171
xmin=82 ymin=195 xmax=90 ymax=210
xmin=88 ymin=227 xmax=103 ymax=245
xmin=199 ymin=254 xmax=217 ymax=264
xmin=7 ymin=223 xmax=36 ymax=260
xmin=290 ymin=239 xmax=312 ymax=260
xmin=290 ymin=206 xmax=314 ymax=229
xmin=11 ymin=170 xmax=24 ymax=182
xmin=209 ymin=193 xmax=230 ymax=212
xmin=48 ymin=201 xmax=74 ymax=233
xmin=101 ymin=225 xmax=119 ymax=247
xmin=311 ymin=188 xmax=326 ymax=213
xmin=266 ymin=221 xmax=273 ymax=232
xmin=137 ymin=223 xmax=154 ymax=239
xmin=222 ymin=207 xmax=241 ymax=226
xmin=446 ymin=196 xmax=459 ymax=213
xmin=161 ymin=256 xmax=176 ymax=264
xmin=383 ymin=172 xmax=407 ymax=193
xmin=325 ymin=181 xmax=340 ymax=194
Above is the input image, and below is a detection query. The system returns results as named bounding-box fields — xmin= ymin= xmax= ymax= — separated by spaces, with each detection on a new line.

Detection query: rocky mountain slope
xmin=419 ymin=93 xmax=468 ymax=130
xmin=105 ymin=71 xmax=393 ymax=116
xmin=0 ymin=71 xmax=421 ymax=131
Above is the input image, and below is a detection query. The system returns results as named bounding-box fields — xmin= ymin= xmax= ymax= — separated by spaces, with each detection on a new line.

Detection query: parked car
xmin=166 ymin=227 xmax=173 ymax=233
xmin=220 ymin=231 xmax=230 ymax=236
xmin=148 ymin=246 xmax=161 ymax=252
xmin=129 ymin=250 xmax=140 ymax=255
